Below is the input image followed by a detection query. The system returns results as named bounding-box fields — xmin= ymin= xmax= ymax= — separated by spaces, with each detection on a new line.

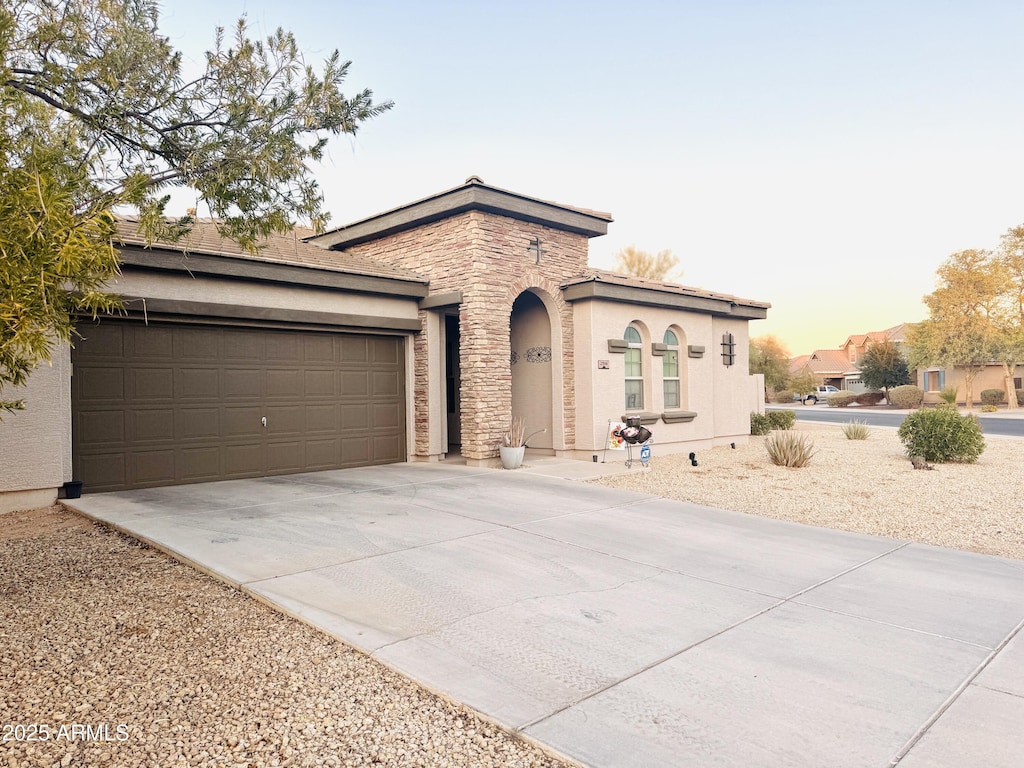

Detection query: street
xmin=767 ymin=405 xmax=1024 ymax=438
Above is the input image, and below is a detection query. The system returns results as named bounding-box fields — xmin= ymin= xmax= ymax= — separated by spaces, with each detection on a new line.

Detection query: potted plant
xmin=499 ymin=417 xmax=527 ymax=469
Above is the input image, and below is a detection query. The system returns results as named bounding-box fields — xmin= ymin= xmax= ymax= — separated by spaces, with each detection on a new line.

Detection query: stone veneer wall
xmin=345 ymin=210 xmax=590 ymax=459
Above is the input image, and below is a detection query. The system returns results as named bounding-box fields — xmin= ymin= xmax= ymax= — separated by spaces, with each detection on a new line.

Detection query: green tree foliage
xmin=749 ymin=335 xmax=790 ymax=392
xmin=907 ymin=250 xmax=1003 ymax=410
xmin=995 ymin=225 xmax=1024 ymax=408
xmin=856 ymin=340 xmax=910 ymax=403
xmin=0 ymin=0 xmax=391 ymax=414
xmin=612 ymin=246 xmax=681 ymax=281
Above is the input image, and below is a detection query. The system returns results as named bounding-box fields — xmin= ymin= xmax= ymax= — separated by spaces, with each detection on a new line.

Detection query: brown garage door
xmin=72 ymin=320 xmax=406 ymax=492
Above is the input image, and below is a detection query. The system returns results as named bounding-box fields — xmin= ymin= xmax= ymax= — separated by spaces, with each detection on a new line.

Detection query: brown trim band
xmin=563 ymin=282 xmax=769 ymax=320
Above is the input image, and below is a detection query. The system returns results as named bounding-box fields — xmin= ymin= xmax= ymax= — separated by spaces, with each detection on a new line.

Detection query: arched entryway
xmin=510 ymin=290 xmax=554 ymax=449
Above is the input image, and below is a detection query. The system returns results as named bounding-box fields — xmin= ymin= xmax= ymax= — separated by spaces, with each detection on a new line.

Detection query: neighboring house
xmin=0 ymin=176 xmax=769 ymax=511
xmin=791 ymin=323 xmax=909 ymax=392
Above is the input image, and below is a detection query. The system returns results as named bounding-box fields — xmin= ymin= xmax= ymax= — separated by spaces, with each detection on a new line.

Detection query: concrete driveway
xmin=68 ymin=460 xmax=1024 ymax=768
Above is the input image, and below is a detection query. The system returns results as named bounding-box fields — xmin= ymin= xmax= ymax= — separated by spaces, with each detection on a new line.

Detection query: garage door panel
xmin=372 ymin=371 xmax=401 ymax=397
xmin=266 ymin=333 xmax=301 ymax=361
xmin=131 ymin=368 xmax=175 ymax=401
xmin=340 ymin=371 xmax=370 ymax=397
xmin=371 ymin=337 xmax=400 ymax=364
xmin=76 ymin=367 xmax=125 ymax=402
xmin=132 ymin=409 xmax=176 ymax=442
xmin=303 ymin=335 xmax=336 ymax=362
xmin=177 ymin=368 xmax=220 ymax=400
xmin=264 ymin=405 xmax=304 ymax=435
xmin=77 ymin=323 xmax=124 ymax=358
xmin=180 ymin=447 xmax=222 ymax=482
xmin=177 ymin=408 xmax=220 ymax=440
xmin=131 ymin=450 xmax=176 ymax=486
xmin=223 ymin=444 xmax=262 ymax=477
xmin=128 ymin=326 xmax=173 ymax=359
xmin=73 ymin=321 xmax=406 ymax=491
xmin=223 ymin=407 xmax=263 ymax=437
xmin=304 ymin=439 xmax=339 ymax=469
xmin=304 ymin=369 xmax=337 ymax=398
xmin=341 ymin=436 xmax=371 ymax=464
xmin=340 ymin=404 xmax=370 ymax=430
xmin=266 ymin=441 xmax=304 ymax=473
xmin=305 ymin=404 xmax=340 ymax=432
xmin=222 ymin=369 xmax=262 ymax=399
xmin=267 ymin=369 xmax=303 ymax=399
xmin=78 ymin=453 xmax=126 ymax=491
xmin=340 ymin=336 xmax=369 ymax=362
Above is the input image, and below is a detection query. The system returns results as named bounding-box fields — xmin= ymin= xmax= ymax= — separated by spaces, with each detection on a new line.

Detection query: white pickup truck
xmin=800 ymin=385 xmax=840 ymax=404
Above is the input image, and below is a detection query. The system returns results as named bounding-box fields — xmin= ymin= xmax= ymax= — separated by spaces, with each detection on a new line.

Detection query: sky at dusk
xmin=157 ymin=0 xmax=1024 ymax=357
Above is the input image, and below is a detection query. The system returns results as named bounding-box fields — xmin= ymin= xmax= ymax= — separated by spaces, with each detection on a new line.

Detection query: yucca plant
xmin=765 ymin=431 xmax=815 ymax=467
xmin=842 ymin=420 xmax=871 ymax=440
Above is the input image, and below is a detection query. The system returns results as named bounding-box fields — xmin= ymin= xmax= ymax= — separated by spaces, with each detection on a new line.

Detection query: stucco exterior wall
xmin=573 ymin=301 xmax=755 ymax=457
xmin=919 ymin=364 xmax=1020 ymax=404
xmin=111 ymin=272 xmax=420 ymax=324
xmin=346 ymin=210 xmax=590 ymax=461
xmin=0 ymin=343 xmax=71 ymax=511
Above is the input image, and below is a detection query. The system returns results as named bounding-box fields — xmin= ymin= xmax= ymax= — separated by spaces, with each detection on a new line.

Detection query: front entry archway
xmin=510 ymin=291 xmax=553 ymax=449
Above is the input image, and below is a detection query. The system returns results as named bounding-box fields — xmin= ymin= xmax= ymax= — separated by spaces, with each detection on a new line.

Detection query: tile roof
xmin=114 ymin=217 xmax=427 ymax=282
xmin=791 ymin=348 xmax=850 ymax=375
xmin=564 ymin=269 xmax=771 ymax=309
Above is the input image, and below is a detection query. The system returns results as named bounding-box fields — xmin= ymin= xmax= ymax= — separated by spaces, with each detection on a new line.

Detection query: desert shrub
xmin=980 ymin=389 xmax=1004 ymax=406
xmin=826 ymin=391 xmax=859 ymax=407
xmin=750 ymin=412 xmax=771 ymax=436
xmin=773 ymin=389 xmax=795 ymax=404
xmin=981 ymin=404 xmax=998 ymax=413
xmin=897 ymin=408 xmax=985 ymax=463
xmin=842 ymin=420 xmax=871 ymax=440
xmin=765 ymin=431 xmax=815 ymax=467
xmin=766 ymin=409 xmax=796 ymax=430
xmin=890 ymin=384 xmax=924 ymax=409
xmin=855 ymin=391 xmax=885 ymax=406
xmin=939 ymin=386 xmax=958 ymax=405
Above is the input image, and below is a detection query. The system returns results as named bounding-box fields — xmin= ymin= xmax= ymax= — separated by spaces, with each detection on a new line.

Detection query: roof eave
xmin=561 ymin=280 xmax=769 ymax=320
xmin=308 ymin=182 xmax=613 ymax=250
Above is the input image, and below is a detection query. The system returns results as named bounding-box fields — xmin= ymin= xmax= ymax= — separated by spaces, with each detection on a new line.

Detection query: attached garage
xmin=72 ymin=320 xmax=407 ymax=492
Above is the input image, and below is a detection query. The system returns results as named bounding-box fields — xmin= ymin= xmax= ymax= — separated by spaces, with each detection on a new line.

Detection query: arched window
xmin=624 ymin=326 xmax=643 ymax=410
xmin=663 ymin=329 xmax=680 ymax=408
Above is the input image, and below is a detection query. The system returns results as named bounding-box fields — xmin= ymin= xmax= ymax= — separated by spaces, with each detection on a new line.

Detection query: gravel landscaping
xmin=595 ymin=421 xmax=1024 ymax=561
xmin=3 ymin=420 xmax=1021 ymax=767
xmin=0 ymin=507 xmax=573 ymax=768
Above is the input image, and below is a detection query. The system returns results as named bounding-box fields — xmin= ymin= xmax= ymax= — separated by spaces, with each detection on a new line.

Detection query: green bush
xmin=855 ymin=391 xmax=885 ymax=406
xmin=766 ymin=409 xmax=796 ymax=430
xmin=980 ymin=389 xmax=1004 ymax=406
xmin=939 ymin=386 xmax=958 ymax=405
xmin=842 ymin=420 xmax=871 ymax=440
xmin=826 ymin=391 xmax=859 ymax=407
xmin=897 ymin=408 xmax=985 ymax=463
xmin=765 ymin=431 xmax=815 ymax=467
xmin=750 ymin=412 xmax=771 ymax=436
xmin=773 ymin=389 xmax=795 ymax=404
xmin=890 ymin=384 xmax=925 ymax=409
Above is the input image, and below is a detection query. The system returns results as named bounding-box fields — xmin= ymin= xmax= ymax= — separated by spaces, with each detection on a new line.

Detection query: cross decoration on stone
xmin=527 ymin=237 xmax=547 ymax=264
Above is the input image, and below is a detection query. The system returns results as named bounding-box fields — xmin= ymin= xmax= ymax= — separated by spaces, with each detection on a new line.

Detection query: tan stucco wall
xmin=0 ymin=343 xmax=71 ymax=508
xmin=511 ymin=291 xmax=554 ymax=450
xmin=919 ymin=364 xmax=1019 ymax=404
xmin=346 ymin=210 xmax=590 ymax=461
xmin=111 ymin=271 xmax=420 ymax=323
xmin=573 ymin=302 xmax=755 ymax=456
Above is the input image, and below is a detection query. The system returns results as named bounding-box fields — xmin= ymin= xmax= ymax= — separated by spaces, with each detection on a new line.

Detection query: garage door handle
xmin=261 ymin=417 xmax=267 ymax=427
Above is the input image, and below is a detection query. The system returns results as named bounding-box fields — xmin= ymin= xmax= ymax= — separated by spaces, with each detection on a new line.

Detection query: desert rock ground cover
xmin=594 ymin=421 xmax=1024 ymax=561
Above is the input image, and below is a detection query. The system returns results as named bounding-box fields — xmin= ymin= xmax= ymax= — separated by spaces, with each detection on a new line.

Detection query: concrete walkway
xmin=68 ymin=461 xmax=1024 ymax=768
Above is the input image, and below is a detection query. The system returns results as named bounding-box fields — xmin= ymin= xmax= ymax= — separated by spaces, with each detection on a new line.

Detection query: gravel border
xmin=1 ymin=507 xmax=576 ymax=768
xmin=593 ymin=421 xmax=1024 ymax=561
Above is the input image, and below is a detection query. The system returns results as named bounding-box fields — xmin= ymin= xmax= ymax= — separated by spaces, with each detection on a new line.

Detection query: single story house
xmin=0 ymin=177 xmax=769 ymax=511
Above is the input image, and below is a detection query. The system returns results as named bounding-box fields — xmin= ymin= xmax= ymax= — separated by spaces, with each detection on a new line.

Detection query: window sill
xmin=620 ymin=411 xmax=660 ymax=425
xmin=662 ymin=410 xmax=698 ymax=423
